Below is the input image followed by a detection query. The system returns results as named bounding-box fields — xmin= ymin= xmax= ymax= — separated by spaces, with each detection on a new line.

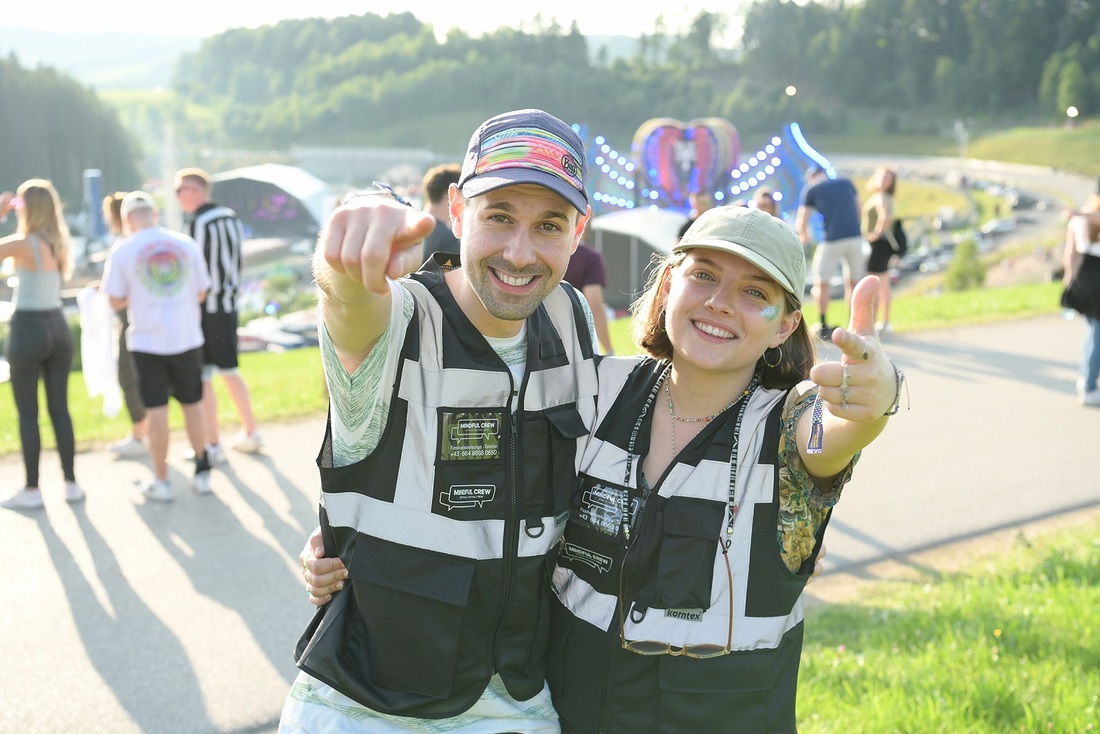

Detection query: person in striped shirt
xmin=175 ymin=167 xmax=263 ymax=462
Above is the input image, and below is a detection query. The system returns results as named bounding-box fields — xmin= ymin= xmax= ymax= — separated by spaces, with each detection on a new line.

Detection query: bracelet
xmin=342 ymin=181 xmax=413 ymax=207
xmin=884 ymin=363 xmax=908 ymax=416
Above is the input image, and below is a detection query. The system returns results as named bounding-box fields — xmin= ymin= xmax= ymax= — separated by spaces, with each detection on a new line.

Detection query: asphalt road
xmin=2 ymin=158 xmax=1098 ymax=734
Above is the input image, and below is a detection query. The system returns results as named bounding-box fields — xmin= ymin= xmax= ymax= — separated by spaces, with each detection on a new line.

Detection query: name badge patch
xmin=439 ymin=484 xmax=497 ymax=510
xmin=561 ymin=542 xmax=613 ymax=574
xmin=440 ymin=411 xmax=502 ymax=461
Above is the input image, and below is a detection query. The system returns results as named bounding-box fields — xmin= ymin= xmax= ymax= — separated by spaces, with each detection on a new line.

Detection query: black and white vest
xmin=549 ymin=357 xmax=823 ymax=733
xmin=296 ymin=258 xmax=599 ymax=718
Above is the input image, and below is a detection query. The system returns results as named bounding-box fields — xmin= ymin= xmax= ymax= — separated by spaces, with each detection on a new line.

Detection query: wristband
xmin=884 ymin=363 xmax=907 ymax=416
xmin=342 ymin=181 xmax=412 ymax=207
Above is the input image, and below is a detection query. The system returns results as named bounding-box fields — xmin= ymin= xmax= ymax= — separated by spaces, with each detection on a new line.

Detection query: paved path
xmin=2 ymin=314 xmax=1098 ymax=733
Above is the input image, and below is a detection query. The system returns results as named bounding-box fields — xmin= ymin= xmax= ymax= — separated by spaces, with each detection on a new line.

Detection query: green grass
xmin=0 ymin=347 xmax=329 ymax=458
xmin=798 ymin=517 xmax=1100 ymax=732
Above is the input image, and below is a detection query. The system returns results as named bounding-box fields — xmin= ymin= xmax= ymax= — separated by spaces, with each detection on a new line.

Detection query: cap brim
xmin=461 ymin=169 xmax=587 ymax=214
xmin=673 ymin=237 xmax=798 ymax=296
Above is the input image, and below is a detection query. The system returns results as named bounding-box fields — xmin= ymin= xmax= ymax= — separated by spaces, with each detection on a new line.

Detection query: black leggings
xmin=6 ymin=309 xmax=77 ymax=486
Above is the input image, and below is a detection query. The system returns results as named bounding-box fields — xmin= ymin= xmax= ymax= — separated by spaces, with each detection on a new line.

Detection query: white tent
xmin=588 ymin=208 xmax=689 ymax=309
xmin=210 ymin=163 xmax=338 ymax=240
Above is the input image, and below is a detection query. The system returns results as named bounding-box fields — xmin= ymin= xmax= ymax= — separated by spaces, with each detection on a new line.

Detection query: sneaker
xmin=1081 ymin=390 xmax=1100 ymax=407
xmin=1076 ymin=377 xmax=1087 ymax=395
xmin=108 ymin=436 xmax=147 ymax=457
xmin=186 ymin=443 xmax=227 ymax=465
xmin=206 ymin=444 xmax=227 ymax=466
xmin=818 ymin=324 xmax=835 ymax=341
xmin=232 ymin=432 xmax=264 ymax=454
xmin=1 ymin=488 xmax=44 ymax=510
xmin=65 ymin=482 xmax=86 ymax=504
xmin=192 ymin=469 xmax=212 ymax=495
xmin=142 ymin=479 xmax=174 ymax=503
xmin=876 ymin=322 xmax=894 ymax=337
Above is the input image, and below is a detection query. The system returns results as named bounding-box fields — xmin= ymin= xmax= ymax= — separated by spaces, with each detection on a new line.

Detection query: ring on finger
xmin=840 ymin=383 xmax=850 ymax=409
xmin=841 ymin=364 xmax=851 ymax=388
xmin=859 ymin=345 xmax=869 ymax=361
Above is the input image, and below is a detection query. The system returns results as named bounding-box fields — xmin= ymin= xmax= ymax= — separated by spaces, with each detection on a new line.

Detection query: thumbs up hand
xmin=809 ymin=276 xmax=898 ymax=422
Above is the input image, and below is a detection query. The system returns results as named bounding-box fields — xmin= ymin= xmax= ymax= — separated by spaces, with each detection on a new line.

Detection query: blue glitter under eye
xmin=760 ymin=305 xmax=780 ymax=321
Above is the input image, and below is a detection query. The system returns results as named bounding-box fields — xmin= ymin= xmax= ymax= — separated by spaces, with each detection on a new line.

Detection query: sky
xmin=0 ymin=0 xmax=747 ymax=43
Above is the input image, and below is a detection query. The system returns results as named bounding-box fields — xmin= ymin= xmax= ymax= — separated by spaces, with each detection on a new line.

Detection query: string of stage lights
xmin=584 ymin=121 xmax=832 ymax=215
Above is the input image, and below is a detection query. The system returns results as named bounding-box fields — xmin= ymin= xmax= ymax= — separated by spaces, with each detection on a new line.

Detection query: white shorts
xmin=279 ymin=672 xmax=561 ymax=734
xmin=811 ymin=236 xmax=867 ymax=283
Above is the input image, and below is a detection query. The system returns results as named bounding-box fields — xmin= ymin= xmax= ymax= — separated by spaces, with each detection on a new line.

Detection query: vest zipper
xmin=491 ymin=406 xmax=521 ymax=670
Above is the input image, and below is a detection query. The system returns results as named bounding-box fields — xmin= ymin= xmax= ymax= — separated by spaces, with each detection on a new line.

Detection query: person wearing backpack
xmin=862 ymin=166 xmax=900 ymax=336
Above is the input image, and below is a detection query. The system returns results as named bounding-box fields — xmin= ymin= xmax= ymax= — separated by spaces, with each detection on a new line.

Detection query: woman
xmin=102 ymin=191 xmax=149 ymax=455
xmin=301 ymin=208 xmax=900 ymax=731
xmin=0 ymin=181 xmax=84 ymax=509
xmin=545 ymin=206 xmax=898 ymax=732
xmin=1062 ymin=189 xmax=1100 ymax=407
xmin=862 ymin=166 xmax=898 ymax=335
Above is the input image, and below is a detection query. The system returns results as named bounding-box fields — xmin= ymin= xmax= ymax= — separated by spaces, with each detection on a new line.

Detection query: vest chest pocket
xmin=521 ymin=403 xmax=589 ymax=519
xmin=345 ymin=535 xmax=476 ymax=699
xmin=650 ymin=498 xmax=725 ymax=610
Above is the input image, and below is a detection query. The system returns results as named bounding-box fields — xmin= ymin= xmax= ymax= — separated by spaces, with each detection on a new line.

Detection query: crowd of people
xmin=32 ymin=104 xmax=1100 ymax=734
xmin=1 ymin=167 xmax=264 ymax=508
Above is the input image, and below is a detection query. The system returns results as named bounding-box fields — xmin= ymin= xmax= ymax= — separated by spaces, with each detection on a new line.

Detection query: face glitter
xmin=760 ymin=304 xmax=780 ymax=321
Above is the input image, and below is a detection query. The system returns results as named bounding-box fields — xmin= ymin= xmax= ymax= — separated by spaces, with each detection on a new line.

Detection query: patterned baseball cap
xmin=459 ymin=109 xmax=589 ymax=214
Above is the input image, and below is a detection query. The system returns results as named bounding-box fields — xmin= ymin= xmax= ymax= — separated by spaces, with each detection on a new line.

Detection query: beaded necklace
xmin=666 ymin=377 xmax=754 ymax=455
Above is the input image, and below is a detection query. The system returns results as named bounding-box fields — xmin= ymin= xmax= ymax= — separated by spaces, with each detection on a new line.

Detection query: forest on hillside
xmin=169 ymin=0 xmax=1100 ymax=153
xmin=3 ymin=0 xmax=1100 ymax=201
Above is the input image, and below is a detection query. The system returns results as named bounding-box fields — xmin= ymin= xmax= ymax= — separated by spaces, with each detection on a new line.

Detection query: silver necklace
xmin=666 ymin=378 xmax=751 ymax=455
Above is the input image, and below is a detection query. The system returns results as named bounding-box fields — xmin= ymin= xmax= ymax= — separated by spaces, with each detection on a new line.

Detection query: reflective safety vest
xmin=549 ymin=358 xmax=822 ymax=733
xmin=296 ymin=260 xmax=599 ymax=718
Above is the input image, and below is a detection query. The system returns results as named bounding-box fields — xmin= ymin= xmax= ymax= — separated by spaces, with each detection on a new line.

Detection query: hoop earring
xmin=762 ymin=346 xmax=783 ymax=369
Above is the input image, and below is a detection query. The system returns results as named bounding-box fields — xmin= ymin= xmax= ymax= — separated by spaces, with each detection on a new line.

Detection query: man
xmin=419 ymin=162 xmax=461 ymax=259
xmin=676 ymin=190 xmax=716 ymax=240
xmin=796 ymin=165 xmax=865 ymax=339
xmin=564 ymin=241 xmax=615 ymax=354
xmin=174 ymin=167 xmax=262 ymax=463
xmin=103 ymin=192 xmax=212 ymax=502
xmin=283 ymin=109 xmax=598 ymax=733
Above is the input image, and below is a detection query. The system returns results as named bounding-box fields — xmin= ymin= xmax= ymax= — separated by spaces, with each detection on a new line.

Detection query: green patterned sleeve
xmin=776 ymin=382 xmax=861 ymax=572
xmin=319 ymin=281 xmax=415 ymax=467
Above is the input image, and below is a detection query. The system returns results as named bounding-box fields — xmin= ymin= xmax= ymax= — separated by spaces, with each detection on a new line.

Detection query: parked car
xmin=980 ymin=217 xmax=1016 ymax=235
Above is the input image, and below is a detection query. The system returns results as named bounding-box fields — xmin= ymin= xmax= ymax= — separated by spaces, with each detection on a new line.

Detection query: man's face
xmin=449 ymin=183 xmax=589 ymax=338
xmin=175 ymin=178 xmax=207 ymax=214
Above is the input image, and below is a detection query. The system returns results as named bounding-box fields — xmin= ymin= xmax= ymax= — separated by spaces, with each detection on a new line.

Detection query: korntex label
xmin=440 ymin=411 xmax=503 ymax=462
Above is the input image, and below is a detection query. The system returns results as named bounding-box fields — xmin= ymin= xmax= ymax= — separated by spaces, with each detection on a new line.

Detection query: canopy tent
xmin=587 ymin=208 xmax=689 ymax=310
xmin=210 ymin=163 xmax=337 ymax=240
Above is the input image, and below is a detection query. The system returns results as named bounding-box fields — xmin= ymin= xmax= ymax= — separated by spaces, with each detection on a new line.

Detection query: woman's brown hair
xmin=630 ymin=251 xmax=815 ymax=389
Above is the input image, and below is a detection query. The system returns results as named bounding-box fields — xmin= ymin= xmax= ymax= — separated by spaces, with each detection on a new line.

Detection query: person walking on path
xmin=0 ymin=181 xmax=84 ymax=510
xmin=284 ymin=108 xmax=597 ymax=733
xmin=796 ymin=166 xmax=866 ymax=340
xmin=1061 ymin=182 xmax=1100 ymax=407
xmin=174 ymin=168 xmax=262 ymax=463
xmin=103 ymin=192 xmax=213 ymax=502
xmin=862 ymin=165 xmax=898 ymax=335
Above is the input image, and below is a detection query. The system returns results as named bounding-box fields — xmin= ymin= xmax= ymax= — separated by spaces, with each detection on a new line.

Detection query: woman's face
xmin=662 ymin=248 xmax=800 ymax=375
